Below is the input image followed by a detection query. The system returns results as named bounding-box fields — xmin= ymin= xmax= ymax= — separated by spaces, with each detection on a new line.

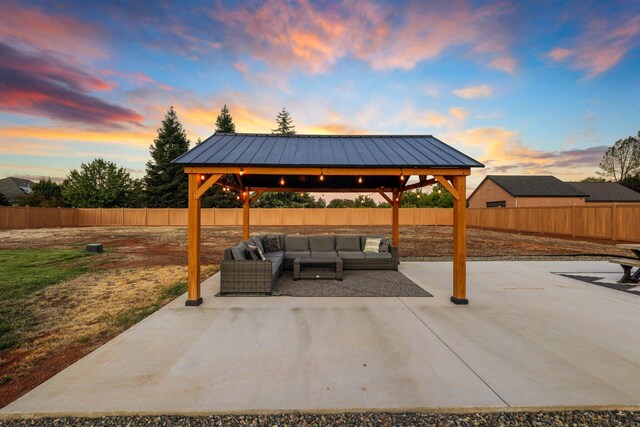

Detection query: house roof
xmin=479 ymin=175 xmax=588 ymax=198
xmin=172 ymin=133 xmax=484 ymax=169
xmin=567 ymin=182 xmax=640 ymax=202
xmin=0 ymin=177 xmax=34 ymax=201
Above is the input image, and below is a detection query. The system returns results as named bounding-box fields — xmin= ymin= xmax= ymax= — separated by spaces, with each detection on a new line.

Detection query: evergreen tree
xmin=0 ymin=192 xmax=9 ymax=206
xmin=144 ymin=106 xmax=190 ymax=208
xmin=272 ymin=108 xmax=296 ymax=135
xmin=253 ymin=192 xmax=319 ymax=208
xmin=62 ymin=159 xmax=139 ymax=207
xmin=215 ymin=104 xmax=236 ymax=133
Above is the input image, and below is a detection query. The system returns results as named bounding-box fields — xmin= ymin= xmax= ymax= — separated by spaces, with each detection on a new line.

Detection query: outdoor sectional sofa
xmin=220 ymin=235 xmax=398 ymax=295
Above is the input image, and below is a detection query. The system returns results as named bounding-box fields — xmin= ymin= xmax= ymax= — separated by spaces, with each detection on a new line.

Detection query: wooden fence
xmin=2 ymin=204 xmax=638 ymax=242
xmin=0 ymin=206 xmax=453 ymax=229
xmin=467 ymin=203 xmax=640 ymax=242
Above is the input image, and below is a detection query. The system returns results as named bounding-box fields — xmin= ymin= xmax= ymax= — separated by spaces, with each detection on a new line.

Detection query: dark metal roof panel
xmin=567 ymin=182 xmax=640 ymax=202
xmin=488 ymin=175 xmax=588 ymax=197
xmin=172 ymin=133 xmax=484 ymax=168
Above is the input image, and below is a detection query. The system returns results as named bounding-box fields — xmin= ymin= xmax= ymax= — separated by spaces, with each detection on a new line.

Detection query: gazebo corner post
xmin=242 ymin=187 xmax=250 ymax=240
xmin=451 ymin=174 xmax=468 ymax=305
xmin=186 ymin=173 xmax=203 ymax=306
xmin=392 ymin=188 xmax=399 ymax=248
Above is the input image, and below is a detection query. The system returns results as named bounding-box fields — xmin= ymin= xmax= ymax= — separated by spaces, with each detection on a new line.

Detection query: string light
xmin=200 ymin=174 xmax=206 ymax=181
xmin=280 ymin=177 xmax=285 ymax=186
xmin=236 ymin=195 xmax=240 ymax=200
xmin=358 ymin=177 xmax=363 ymax=184
xmin=320 ymin=168 xmax=324 ymax=181
xmin=239 ymin=167 xmax=244 ymax=176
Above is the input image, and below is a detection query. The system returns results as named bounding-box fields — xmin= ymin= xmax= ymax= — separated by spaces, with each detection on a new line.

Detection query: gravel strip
xmin=2 ymin=411 xmax=640 ymax=426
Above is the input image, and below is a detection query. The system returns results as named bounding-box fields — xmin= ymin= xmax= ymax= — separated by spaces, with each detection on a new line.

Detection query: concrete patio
xmin=3 ymin=261 xmax=640 ymax=417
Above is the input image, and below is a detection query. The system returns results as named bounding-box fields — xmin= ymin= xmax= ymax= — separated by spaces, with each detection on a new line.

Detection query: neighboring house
xmin=566 ymin=182 xmax=640 ymax=203
xmin=468 ymin=175 xmax=587 ymax=208
xmin=0 ymin=177 xmax=34 ymax=205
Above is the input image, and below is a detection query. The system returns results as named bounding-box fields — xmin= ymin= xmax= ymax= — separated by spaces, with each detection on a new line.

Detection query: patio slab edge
xmin=2 ymin=405 xmax=640 ymax=420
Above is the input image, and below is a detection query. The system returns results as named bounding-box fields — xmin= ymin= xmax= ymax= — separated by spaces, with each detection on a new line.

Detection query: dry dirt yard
xmin=0 ymin=225 xmax=628 ymax=407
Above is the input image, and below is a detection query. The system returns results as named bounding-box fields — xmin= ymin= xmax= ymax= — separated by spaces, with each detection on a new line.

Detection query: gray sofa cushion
xmin=309 ymin=235 xmax=334 ymax=252
xmin=311 ymin=251 xmax=337 ymax=258
xmin=231 ymin=242 xmax=248 ymax=260
xmin=337 ymin=251 xmax=365 ymax=259
xmin=286 ymin=235 xmax=309 ymax=251
xmin=284 ymin=250 xmax=310 ymax=259
xmin=264 ymin=251 xmax=284 ymax=263
xmin=250 ymin=236 xmax=264 ymax=253
xmin=336 ymin=235 xmax=361 ymax=251
xmin=365 ymin=252 xmax=392 ymax=259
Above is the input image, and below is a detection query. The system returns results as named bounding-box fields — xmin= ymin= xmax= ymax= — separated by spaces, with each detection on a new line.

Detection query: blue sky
xmin=0 ymin=0 xmax=639 ymax=191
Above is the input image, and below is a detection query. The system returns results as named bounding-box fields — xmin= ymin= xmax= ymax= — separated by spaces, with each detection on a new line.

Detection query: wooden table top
xmin=616 ymin=243 xmax=640 ymax=250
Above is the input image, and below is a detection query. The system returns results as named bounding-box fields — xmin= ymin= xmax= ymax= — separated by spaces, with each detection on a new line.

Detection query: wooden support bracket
xmin=378 ymin=191 xmax=393 ymax=204
xmin=249 ymin=189 xmax=264 ymax=204
xmin=193 ymin=174 xmax=222 ymax=200
xmin=434 ymin=176 xmax=460 ymax=200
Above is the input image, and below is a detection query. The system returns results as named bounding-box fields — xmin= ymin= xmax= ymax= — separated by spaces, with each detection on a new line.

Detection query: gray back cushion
xmin=231 ymin=242 xmax=248 ymax=260
xmin=336 ymin=236 xmax=361 ymax=251
xmin=250 ymin=236 xmax=264 ymax=253
xmin=285 ymin=235 xmax=309 ymax=251
xmin=309 ymin=235 xmax=335 ymax=251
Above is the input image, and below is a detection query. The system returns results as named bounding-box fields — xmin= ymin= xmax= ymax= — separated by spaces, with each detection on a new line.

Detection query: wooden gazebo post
xmin=451 ymin=175 xmax=468 ymax=304
xmin=242 ymin=188 xmax=250 ymax=240
xmin=186 ymin=173 xmax=202 ymax=306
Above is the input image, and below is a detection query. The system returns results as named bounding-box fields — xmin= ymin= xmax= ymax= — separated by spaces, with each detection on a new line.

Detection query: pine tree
xmin=215 ymin=104 xmax=236 ymax=133
xmin=144 ymin=106 xmax=190 ymax=208
xmin=272 ymin=108 xmax=296 ymax=135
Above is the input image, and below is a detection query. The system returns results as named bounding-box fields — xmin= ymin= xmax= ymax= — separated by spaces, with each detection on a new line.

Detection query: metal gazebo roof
xmin=172 ymin=134 xmax=484 ymax=168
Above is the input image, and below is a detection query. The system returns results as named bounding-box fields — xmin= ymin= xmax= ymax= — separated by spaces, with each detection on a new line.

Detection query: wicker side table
xmin=293 ymin=257 xmax=343 ymax=281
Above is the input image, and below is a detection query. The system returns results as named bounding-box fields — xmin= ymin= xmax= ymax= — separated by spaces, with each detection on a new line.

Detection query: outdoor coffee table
xmin=615 ymin=244 xmax=640 ymax=281
xmin=293 ymin=257 xmax=343 ymax=281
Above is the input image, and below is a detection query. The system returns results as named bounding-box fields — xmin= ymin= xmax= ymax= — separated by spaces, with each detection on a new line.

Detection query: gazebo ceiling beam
xmin=378 ymin=191 xmax=393 ymax=204
xmin=400 ymin=178 xmax=437 ymax=192
xmin=185 ymin=166 xmax=470 ymax=176
xmin=247 ymin=187 xmax=399 ymax=193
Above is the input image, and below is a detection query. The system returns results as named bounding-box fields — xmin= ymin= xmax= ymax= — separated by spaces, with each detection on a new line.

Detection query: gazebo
xmin=172 ymin=134 xmax=484 ymax=306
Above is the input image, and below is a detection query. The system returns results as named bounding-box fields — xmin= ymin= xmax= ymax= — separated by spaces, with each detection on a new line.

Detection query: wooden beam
xmin=219 ymin=179 xmax=241 ymax=192
xmin=400 ymin=178 xmax=437 ymax=192
xmin=378 ymin=191 xmax=393 ymax=204
xmin=248 ymin=187 xmax=397 ymax=193
xmin=186 ymin=173 xmax=202 ymax=306
xmin=434 ymin=175 xmax=460 ymax=200
xmin=193 ymin=174 xmax=222 ymax=200
xmin=392 ymin=188 xmax=399 ymax=248
xmin=184 ymin=166 xmax=471 ymax=176
xmin=249 ymin=189 xmax=264 ymax=204
xmin=235 ymin=173 xmax=243 ymax=187
xmin=242 ymin=189 xmax=250 ymax=240
xmin=451 ymin=175 xmax=468 ymax=305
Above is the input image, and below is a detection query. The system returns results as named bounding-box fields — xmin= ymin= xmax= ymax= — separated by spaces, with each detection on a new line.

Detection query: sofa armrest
xmin=220 ymin=259 xmax=274 ymax=294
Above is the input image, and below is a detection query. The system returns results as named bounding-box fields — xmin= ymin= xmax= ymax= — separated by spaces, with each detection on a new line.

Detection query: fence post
xmin=612 ymin=203 xmax=617 ymax=241
xmin=121 ymin=207 xmax=125 ymax=226
xmin=144 ymin=207 xmax=148 ymax=226
xmin=98 ymin=207 xmax=102 ymax=226
xmin=571 ymin=205 xmax=576 ymax=238
xmin=57 ymin=207 xmax=61 ymax=228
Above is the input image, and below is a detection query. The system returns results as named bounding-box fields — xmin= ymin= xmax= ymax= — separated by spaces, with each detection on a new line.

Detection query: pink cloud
xmin=0 ymin=1 xmax=107 ymax=60
xmin=0 ymin=43 xmax=143 ymax=126
xmin=547 ymin=14 xmax=640 ymax=77
xmin=213 ymin=0 xmax=516 ymax=74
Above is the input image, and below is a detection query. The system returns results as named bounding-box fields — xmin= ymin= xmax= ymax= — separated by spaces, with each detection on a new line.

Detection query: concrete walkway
xmin=3 ymin=261 xmax=640 ymax=417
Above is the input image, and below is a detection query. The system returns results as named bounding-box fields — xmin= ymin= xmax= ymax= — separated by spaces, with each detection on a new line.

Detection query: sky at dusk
xmin=1 ymin=0 xmax=639 ymax=192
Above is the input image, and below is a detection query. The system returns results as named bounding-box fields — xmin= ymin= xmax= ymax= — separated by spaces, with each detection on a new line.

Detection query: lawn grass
xmin=0 ymin=249 xmax=92 ymax=351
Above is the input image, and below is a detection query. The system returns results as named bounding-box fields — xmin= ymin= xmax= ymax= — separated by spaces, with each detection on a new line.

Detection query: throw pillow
xmin=247 ymin=244 xmax=266 ymax=260
xmin=231 ymin=242 xmax=248 ymax=260
xmin=245 ymin=247 xmax=260 ymax=260
xmin=379 ymin=237 xmax=392 ymax=252
xmin=263 ymin=235 xmax=282 ymax=252
xmin=364 ymin=237 xmax=381 ymax=253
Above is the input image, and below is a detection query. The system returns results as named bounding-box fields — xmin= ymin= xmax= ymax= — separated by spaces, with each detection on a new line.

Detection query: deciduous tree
xmin=599 ymin=131 xmax=640 ymax=181
xmin=62 ymin=159 xmax=140 ymax=208
xmin=26 ymin=178 xmax=65 ymax=207
xmin=0 ymin=192 xmax=9 ymax=206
